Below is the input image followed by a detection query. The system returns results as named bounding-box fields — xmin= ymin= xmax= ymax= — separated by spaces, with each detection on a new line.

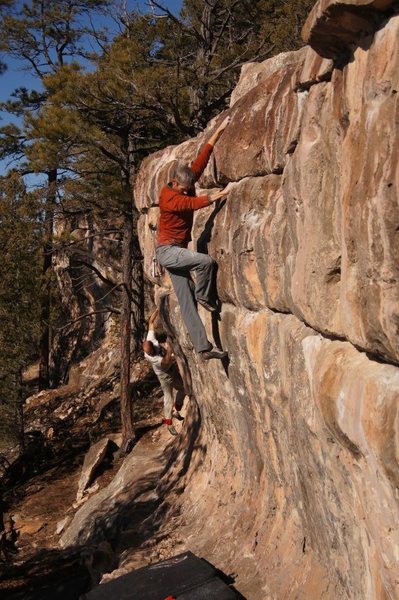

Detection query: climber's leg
xmin=158 ymin=372 xmax=174 ymax=421
xmin=168 ymin=269 xmax=212 ymax=353
xmin=156 ymin=245 xmax=216 ymax=303
xmin=157 ymin=246 xmax=212 ymax=352
xmin=157 ymin=372 xmax=179 ymax=436
xmin=174 ymin=389 xmax=185 ymax=417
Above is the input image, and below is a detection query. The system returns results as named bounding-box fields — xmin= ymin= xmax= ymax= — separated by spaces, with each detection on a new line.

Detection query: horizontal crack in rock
xmin=220 ymin=299 xmax=399 ymax=368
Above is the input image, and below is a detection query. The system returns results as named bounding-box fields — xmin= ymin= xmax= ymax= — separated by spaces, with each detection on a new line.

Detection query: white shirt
xmin=144 ymin=330 xmax=166 ymax=376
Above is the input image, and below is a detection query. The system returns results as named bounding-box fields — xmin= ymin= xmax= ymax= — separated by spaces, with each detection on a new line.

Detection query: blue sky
xmin=0 ymin=0 xmax=183 ymax=176
xmin=1 ymin=0 xmax=183 ymax=103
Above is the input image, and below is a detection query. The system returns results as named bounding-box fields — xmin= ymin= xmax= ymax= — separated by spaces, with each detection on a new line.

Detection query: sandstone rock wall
xmin=134 ymin=2 xmax=399 ymax=598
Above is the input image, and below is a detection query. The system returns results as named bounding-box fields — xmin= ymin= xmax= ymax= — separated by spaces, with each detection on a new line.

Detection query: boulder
xmin=133 ymin=8 xmax=399 ymax=599
xmin=76 ymin=438 xmax=112 ymax=502
xmin=60 ymin=433 xmax=166 ymax=547
xmin=302 ymin=0 xmax=397 ymax=59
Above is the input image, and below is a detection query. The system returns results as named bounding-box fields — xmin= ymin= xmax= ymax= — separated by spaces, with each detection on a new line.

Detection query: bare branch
xmin=58 ymin=307 xmax=120 ymax=330
xmin=75 ymin=258 xmax=121 ymax=285
xmin=148 ymin=1 xmax=202 ymax=42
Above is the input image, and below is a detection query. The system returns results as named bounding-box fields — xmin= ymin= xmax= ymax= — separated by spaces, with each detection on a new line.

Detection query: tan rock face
xmin=76 ymin=438 xmax=112 ymax=502
xmin=230 ymin=49 xmax=309 ymax=107
xmin=205 ymin=61 xmax=306 ymax=184
xmin=338 ymin=18 xmax=399 ymax=360
xmin=134 ymin=9 xmax=399 ymax=600
xmin=302 ymin=0 xmax=397 ymax=59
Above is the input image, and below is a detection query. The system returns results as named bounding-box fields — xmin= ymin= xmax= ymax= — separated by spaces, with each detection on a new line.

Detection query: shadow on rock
xmin=58 ymin=399 xmax=206 ymax=579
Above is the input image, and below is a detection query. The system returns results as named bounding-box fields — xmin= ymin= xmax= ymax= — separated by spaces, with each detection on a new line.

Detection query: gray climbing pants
xmin=156 ymin=245 xmax=215 ymax=353
xmin=157 ymin=369 xmax=185 ymax=420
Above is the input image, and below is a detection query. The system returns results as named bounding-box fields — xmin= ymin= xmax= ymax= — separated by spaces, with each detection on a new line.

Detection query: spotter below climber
xmin=143 ymin=308 xmax=185 ymax=436
xmin=155 ymin=116 xmax=231 ymax=360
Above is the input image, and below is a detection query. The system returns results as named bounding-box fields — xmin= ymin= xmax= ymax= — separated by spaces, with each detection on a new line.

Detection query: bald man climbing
xmin=156 ymin=116 xmax=231 ymax=360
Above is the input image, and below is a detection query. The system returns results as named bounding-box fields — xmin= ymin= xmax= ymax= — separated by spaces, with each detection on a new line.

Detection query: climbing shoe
xmin=167 ymin=424 xmax=179 ymax=436
xmin=196 ymin=298 xmax=218 ymax=312
xmin=172 ymin=411 xmax=184 ymax=421
xmin=200 ymin=348 xmax=228 ymax=361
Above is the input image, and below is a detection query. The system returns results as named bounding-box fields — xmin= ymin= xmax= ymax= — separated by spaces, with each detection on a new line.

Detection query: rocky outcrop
xmin=302 ymin=0 xmax=398 ymax=59
xmin=134 ymin=3 xmax=399 ymax=599
xmin=60 ymin=433 xmax=164 ymax=549
xmin=76 ymin=438 xmax=113 ymax=502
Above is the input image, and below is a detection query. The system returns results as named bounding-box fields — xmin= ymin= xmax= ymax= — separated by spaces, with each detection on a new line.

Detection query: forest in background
xmin=0 ymin=0 xmax=314 ymax=453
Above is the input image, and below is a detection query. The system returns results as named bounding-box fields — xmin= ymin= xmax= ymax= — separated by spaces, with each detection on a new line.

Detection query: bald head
xmin=143 ymin=340 xmax=155 ymax=356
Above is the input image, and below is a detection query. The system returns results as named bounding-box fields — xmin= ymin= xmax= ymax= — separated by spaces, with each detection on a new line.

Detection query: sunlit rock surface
xmin=134 ymin=4 xmax=399 ymax=599
xmin=302 ymin=0 xmax=397 ymax=59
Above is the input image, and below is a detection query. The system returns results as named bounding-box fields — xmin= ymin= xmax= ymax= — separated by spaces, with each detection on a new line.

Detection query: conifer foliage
xmin=146 ymin=0 xmax=314 ymax=131
xmin=0 ymin=173 xmax=42 ymax=450
xmin=0 ymin=0 xmax=112 ymax=391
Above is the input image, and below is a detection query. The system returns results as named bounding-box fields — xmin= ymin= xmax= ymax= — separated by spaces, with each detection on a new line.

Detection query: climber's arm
xmin=209 ymin=188 xmax=229 ymax=203
xmin=163 ymin=192 xmax=211 ymax=212
xmin=161 ymin=340 xmax=175 ymax=369
xmin=148 ymin=308 xmax=158 ymax=330
xmin=207 ymin=116 xmax=231 ymax=148
xmin=190 ymin=116 xmax=231 ymax=180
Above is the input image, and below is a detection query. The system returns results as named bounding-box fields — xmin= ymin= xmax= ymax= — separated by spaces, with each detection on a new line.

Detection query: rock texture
xmin=134 ymin=3 xmax=399 ymax=599
xmin=302 ymin=0 xmax=398 ymax=59
xmin=76 ymin=438 xmax=112 ymax=502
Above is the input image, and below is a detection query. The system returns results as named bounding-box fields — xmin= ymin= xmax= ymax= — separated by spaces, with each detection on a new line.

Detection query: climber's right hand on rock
xmin=148 ymin=307 xmax=159 ymax=325
xmin=215 ymin=115 xmax=231 ymax=136
xmin=209 ymin=188 xmax=229 ymax=203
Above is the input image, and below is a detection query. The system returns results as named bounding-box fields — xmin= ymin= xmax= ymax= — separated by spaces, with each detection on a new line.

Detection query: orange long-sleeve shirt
xmin=157 ymin=143 xmax=213 ymax=248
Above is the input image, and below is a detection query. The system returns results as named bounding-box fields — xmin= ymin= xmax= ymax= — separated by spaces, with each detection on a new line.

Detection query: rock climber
xmin=143 ymin=308 xmax=185 ymax=436
xmin=155 ymin=116 xmax=231 ymax=360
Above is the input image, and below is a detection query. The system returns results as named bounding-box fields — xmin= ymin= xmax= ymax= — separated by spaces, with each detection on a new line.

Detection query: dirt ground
xmin=0 ymin=359 xmax=185 ymax=598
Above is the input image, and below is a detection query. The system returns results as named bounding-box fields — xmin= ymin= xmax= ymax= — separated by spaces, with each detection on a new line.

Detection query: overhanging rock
xmin=302 ymin=0 xmax=398 ymax=59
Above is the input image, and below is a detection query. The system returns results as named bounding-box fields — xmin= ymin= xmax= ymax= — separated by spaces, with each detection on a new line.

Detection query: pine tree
xmin=0 ymin=172 xmax=42 ymax=451
xmin=0 ymin=0 xmax=13 ymax=73
xmin=0 ymin=0 xmax=111 ymax=389
xmin=32 ymin=45 xmax=154 ymax=450
xmin=143 ymin=0 xmax=315 ymax=132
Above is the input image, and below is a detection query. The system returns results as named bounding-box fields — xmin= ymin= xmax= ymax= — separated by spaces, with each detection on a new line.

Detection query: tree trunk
xmin=120 ymin=210 xmax=134 ymax=450
xmin=38 ymin=169 xmax=57 ymax=390
xmin=120 ymin=132 xmax=144 ymax=452
xmin=17 ymin=368 xmax=25 ymax=452
xmin=128 ymin=132 xmax=144 ymax=355
xmin=130 ymin=206 xmax=144 ymax=355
